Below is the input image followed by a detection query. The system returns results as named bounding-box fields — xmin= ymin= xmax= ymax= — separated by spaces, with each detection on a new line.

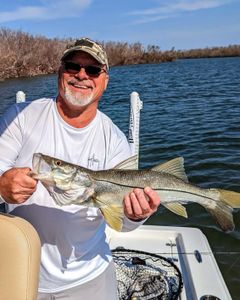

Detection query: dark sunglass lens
xmin=64 ymin=62 xmax=104 ymax=76
xmin=85 ymin=66 xmax=102 ymax=76
xmin=64 ymin=62 xmax=80 ymax=74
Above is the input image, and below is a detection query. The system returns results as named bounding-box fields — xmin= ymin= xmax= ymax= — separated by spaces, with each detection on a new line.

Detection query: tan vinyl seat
xmin=0 ymin=213 xmax=41 ymax=300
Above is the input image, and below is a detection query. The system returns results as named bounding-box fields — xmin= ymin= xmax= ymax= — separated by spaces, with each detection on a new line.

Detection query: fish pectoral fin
xmin=151 ymin=157 xmax=188 ymax=182
xmin=163 ymin=203 xmax=188 ymax=218
xmin=205 ymin=202 xmax=234 ymax=232
xmin=100 ymin=205 xmax=124 ymax=232
xmin=113 ymin=155 xmax=138 ymax=170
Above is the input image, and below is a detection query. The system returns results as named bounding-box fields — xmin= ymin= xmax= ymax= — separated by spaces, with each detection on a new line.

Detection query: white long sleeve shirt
xmin=0 ymin=98 xmax=142 ymax=292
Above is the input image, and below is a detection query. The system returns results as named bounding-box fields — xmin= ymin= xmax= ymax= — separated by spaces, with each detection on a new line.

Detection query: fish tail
xmin=205 ymin=202 xmax=234 ymax=232
xmin=205 ymin=188 xmax=240 ymax=232
xmin=218 ymin=189 xmax=240 ymax=208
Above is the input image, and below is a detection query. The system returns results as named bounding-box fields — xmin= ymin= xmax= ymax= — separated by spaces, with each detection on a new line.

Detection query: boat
xmin=0 ymin=92 xmax=232 ymax=299
xmin=106 ymin=224 xmax=231 ymax=299
xmin=0 ymin=213 xmax=232 ymax=299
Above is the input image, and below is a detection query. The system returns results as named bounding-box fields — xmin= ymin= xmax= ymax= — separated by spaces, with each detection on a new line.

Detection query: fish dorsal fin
xmin=113 ymin=155 xmax=138 ymax=170
xmin=100 ymin=205 xmax=124 ymax=231
xmin=163 ymin=203 xmax=188 ymax=218
xmin=151 ymin=157 xmax=188 ymax=182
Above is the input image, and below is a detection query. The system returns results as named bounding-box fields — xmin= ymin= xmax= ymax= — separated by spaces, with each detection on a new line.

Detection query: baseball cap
xmin=61 ymin=37 xmax=109 ymax=70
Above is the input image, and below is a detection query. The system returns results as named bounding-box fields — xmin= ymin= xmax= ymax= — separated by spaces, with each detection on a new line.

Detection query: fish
xmin=31 ymin=153 xmax=240 ymax=232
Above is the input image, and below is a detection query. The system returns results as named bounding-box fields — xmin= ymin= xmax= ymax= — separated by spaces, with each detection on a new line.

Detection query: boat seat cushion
xmin=0 ymin=213 xmax=41 ymax=300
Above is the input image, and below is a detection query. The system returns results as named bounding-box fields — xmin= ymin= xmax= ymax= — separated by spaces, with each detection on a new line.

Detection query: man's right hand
xmin=0 ymin=168 xmax=38 ymax=204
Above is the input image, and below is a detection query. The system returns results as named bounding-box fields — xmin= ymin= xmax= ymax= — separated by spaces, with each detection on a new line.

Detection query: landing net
xmin=112 ymin=248 xmax=183 ymax=300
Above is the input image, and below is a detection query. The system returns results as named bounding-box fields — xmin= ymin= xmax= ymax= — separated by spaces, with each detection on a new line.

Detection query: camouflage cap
xmin=61 ymin=37 xmax=109 ymax=70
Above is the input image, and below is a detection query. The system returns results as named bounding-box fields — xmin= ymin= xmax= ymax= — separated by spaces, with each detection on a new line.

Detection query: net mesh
xmin=112 ymin=248 xmax=183 ymax=300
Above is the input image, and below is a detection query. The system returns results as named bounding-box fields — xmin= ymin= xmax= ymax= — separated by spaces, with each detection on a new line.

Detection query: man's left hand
xmin=124 ymin=187 xmax=160 ymax=221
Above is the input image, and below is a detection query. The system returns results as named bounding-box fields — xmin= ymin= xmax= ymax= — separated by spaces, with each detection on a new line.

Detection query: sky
xmin=0 ymin=0 xmax=239 ymax=50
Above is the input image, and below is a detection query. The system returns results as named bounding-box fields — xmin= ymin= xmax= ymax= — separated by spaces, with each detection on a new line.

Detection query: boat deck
xmin=106 ymin=225 xmax=232 ymax=300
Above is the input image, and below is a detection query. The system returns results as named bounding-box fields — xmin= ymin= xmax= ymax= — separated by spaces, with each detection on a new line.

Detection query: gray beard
xmin=64 ymin=87 xmax=94 ymax=107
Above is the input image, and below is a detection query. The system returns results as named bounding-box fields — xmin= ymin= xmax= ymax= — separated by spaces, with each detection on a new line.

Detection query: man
xmin=0 ymin=37 xmax=160 ymax=299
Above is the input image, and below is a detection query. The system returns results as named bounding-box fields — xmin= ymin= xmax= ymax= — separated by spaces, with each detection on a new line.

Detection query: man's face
xmin=58 ymin=51 xmax=109 ymax=109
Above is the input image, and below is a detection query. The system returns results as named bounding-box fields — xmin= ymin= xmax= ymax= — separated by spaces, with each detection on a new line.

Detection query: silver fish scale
xmin=91 ymin=169 xmax=213 ymax=200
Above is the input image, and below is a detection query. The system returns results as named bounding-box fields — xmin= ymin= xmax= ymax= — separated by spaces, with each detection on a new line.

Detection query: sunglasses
xmin=63 ymin=61 xmax=106 ymax=76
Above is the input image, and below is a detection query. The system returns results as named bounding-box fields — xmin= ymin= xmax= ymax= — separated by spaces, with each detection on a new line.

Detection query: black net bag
xmin=112 ymin=248 xmax=183 ymax=300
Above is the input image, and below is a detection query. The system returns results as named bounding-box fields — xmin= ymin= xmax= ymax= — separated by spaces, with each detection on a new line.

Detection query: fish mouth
xmin=31 ymin=153 xmax=54 ymax=184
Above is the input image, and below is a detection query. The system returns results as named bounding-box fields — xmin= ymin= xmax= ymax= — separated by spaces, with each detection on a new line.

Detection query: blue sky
xmin=0 ymin=0 xmax=239 ymax=50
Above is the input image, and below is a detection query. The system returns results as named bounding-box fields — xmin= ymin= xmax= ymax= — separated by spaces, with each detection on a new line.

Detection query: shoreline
xmin=1 ymin=28 xmax=240 ymax=81
xmin=1 ymin=55 xmax=239 ymax=82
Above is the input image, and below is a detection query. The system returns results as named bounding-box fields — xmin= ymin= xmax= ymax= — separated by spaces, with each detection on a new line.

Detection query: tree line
xmin=0 ymin=27 xmax=239 ymax=80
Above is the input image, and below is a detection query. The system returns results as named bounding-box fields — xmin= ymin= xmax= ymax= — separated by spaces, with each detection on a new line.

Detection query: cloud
xmin=129 ymin=0 xmax=234 ymax=24
xmin=0 ymin=0 xmax=92 ymax=23
xmin=131 ymin=14 xmax=173 ymax=25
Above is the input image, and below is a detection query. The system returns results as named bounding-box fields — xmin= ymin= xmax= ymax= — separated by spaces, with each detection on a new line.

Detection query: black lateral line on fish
xmin=155 ymin=188 xmax=219 ymax=203
xmin=93 ymin=178 xmax=221 ymax=203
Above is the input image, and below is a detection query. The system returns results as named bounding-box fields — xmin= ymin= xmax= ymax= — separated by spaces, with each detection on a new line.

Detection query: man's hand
xmin=124 ymin=187 xmax=160 ymax=221
xmin=0 ymin=168 xmax=37 ymax=204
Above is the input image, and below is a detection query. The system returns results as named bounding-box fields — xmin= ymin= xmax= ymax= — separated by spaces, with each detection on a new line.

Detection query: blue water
xmin=1 ymin=57 xmax=240 ymax=298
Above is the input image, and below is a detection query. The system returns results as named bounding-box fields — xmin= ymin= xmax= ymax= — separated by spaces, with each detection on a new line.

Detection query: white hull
xmin=106 ymin=225 xmax=232 ymax=300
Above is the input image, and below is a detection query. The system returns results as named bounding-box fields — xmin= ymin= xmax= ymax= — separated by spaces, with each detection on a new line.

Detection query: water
xmin=1 ymin=57 xmax=240 ymax=298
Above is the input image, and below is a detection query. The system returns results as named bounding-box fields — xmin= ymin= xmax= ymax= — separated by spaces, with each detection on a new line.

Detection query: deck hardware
xmin=165 ymin=240 xmax=178 ymax=262
xmin=166 ymin=242 xmax=177 ymax=247
xmin=194 ymin=250 xmax=202 ymax=263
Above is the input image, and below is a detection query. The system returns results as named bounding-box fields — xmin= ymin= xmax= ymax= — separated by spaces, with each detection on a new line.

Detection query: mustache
xmin=67 ymin=79 xmax=92 ymax=86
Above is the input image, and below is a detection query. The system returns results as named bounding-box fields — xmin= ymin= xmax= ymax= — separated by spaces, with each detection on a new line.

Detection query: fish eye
xmin=55 ymin=160 xmax=62 ymax=166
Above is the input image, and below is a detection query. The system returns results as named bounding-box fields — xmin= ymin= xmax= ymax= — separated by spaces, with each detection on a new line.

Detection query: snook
xmin=31 ymin=153 xmax=240 ymax=232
